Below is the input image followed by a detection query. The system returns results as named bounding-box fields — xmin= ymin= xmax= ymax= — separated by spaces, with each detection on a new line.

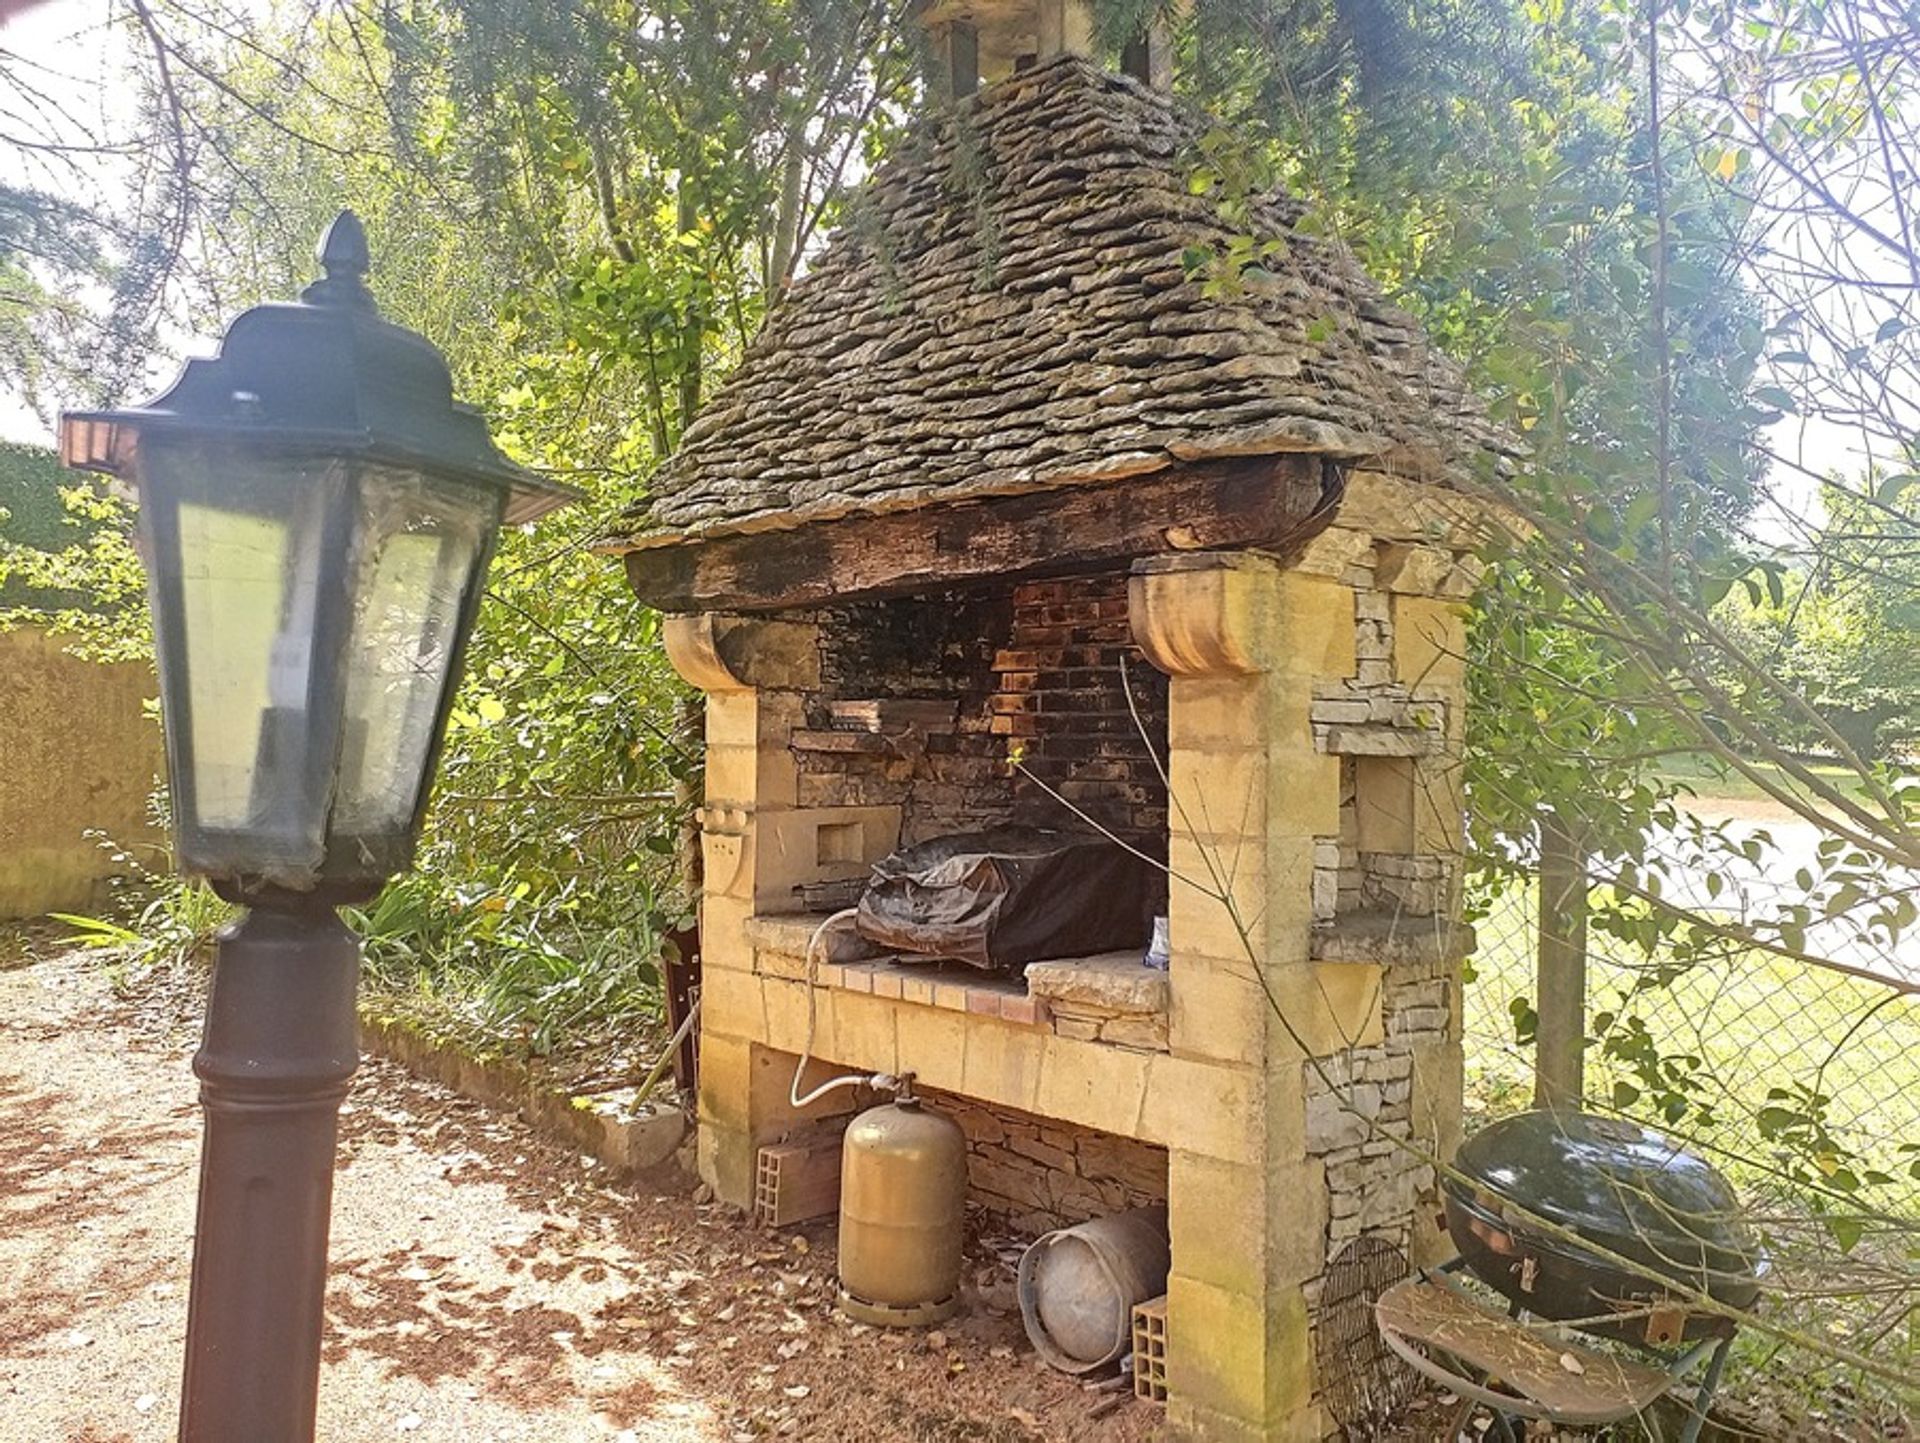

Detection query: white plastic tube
xmin=789 ymin=907 xmax=878 ymax=1109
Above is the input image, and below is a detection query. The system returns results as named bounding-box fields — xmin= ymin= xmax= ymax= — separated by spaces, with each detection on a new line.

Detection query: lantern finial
xmin=302 ymin=210 xmax=374 ymax=309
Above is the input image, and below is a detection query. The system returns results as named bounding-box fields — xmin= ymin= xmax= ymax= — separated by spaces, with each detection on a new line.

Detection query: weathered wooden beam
xmin=623 ymin=455 xmax=1340 ymax=613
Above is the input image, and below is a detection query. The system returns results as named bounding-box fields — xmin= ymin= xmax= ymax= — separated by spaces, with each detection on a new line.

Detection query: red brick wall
xmin=794 ymin=572 xmax=1169 ymax=850
xmin=992 ymin=574 xmax=1169 ymax=846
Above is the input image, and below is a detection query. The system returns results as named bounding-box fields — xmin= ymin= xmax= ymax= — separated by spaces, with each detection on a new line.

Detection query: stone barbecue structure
xmin=610 ymin=6 xmax=1510 ymax=1438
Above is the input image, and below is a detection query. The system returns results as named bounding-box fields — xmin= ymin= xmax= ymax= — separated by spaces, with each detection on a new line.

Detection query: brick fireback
xmin=992 ymin=574 xmax=1169 ymax=846
xmin=799 ymin=572 xmax=1170 ymax=849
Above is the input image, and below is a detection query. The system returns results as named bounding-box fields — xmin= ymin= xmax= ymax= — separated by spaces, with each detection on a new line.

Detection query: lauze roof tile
xmin=617 ymin=57 xmax=1515 ymax=551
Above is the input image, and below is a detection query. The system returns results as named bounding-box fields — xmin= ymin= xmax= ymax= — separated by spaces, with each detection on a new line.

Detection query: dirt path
xmin=0 ymin=945 xmax=1164 ymax=1443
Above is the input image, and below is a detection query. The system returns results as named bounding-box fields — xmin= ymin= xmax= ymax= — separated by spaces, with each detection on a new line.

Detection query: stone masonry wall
xmin=1308 ymin=552 xmax=1466 ymax=930
xmin=924 ymin=1088 xmax=1170 ymax=1235
xmin=1302 ymin=956 xmax=1450 ymax=1266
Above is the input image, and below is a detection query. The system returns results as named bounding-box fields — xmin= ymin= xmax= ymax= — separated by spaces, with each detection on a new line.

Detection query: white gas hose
xmin=789 ymin=907 xmax=895 ymax=1109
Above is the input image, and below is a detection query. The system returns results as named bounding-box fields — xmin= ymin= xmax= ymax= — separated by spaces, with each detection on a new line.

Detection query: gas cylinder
xmin=836 ymin=1086 xmax=968 ymax=1326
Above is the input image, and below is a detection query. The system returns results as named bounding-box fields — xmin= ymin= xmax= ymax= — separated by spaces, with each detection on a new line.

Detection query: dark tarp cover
xmin=854 ymin=826 xmax=1160 ymax=972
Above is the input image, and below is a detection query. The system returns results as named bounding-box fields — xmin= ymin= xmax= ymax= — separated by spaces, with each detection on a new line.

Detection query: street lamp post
xmin=59 ymin=212 xmax=576 ymax=1442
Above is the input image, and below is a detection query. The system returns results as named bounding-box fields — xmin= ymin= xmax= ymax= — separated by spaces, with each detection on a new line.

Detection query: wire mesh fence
xmin=1459 ymin=808 xmax=1920 ymax=1407
xmin=1465 ymin=872 xmax=1920 ymax=1214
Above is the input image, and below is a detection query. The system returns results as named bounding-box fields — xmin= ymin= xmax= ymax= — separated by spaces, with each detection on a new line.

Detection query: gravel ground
xmin=0 ymin=941 xmax=1168 ymax=1443
xmin=9 ymin=933 xmax=1895 ymax=1443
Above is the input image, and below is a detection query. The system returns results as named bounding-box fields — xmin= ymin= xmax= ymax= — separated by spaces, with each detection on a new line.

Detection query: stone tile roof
xmin=622 ymin=58 xmax=1514 ymax=548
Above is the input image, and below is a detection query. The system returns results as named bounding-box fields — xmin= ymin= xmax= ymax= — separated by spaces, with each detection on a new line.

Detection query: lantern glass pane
xmin=151 ymin=449 xmax=356 ymax=877
xmin=174 ymin=497 xmax=293 ymax=827
xmin=333 ymin=469 xmax=495 ymax=840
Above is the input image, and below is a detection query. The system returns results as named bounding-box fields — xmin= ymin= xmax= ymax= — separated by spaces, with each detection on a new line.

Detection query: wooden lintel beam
xmin=623 ymin=455 xmax=1340 ymax=614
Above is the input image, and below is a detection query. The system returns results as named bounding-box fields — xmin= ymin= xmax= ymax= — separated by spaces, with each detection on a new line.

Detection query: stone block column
xmin=1131 ymin=554 xmax=1367 ymax=1442
xmin=663 ymin=613 xmax=897 ymax=1207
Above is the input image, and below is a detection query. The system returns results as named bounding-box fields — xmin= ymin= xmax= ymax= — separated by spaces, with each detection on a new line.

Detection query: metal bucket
xmin=1017 ymin=1207 xmax=1170 ymax=1373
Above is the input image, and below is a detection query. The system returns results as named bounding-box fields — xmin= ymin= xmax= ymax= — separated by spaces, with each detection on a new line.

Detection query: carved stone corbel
xmin=1128 ymin=553 xmax=1277 ymax=677
xmin=662 ymin=613 xmax=821 ymax=693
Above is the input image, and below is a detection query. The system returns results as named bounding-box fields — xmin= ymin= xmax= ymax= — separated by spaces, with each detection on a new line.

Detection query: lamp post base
xmin=178 ymin=903 xmax=360 ymax=1443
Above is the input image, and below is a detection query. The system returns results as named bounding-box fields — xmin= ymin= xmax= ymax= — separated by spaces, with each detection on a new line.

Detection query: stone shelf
xmin=1311 ymin=909 xmax=1474 ymax=968
xmin=744 ymin=912 xmax=1168 ymax=1046
xmin=1026 ymin=951 xmax=1169 ymax=1050
xmin=788 ymin=729 xmax=898 ymax=755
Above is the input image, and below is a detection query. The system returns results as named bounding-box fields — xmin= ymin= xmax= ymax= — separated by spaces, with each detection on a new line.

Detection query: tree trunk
xmin=676 ymin=182 xmax=702 ymax=439
xmin=768 ymin=137 xmax=805 ymax=294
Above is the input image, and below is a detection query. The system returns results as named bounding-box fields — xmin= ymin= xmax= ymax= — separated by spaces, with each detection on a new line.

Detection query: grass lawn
xmin=1651 ymin=752 xmax=1884 ymax=810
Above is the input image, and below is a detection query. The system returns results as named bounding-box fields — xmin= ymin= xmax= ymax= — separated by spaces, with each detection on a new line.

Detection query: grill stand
xmin=1375 ymin=1261 xmax=1734 ymax=1443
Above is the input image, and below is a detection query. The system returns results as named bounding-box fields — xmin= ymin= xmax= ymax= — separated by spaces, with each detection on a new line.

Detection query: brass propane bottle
xmin=836 ymin=1092 xmax=968 ymax=1326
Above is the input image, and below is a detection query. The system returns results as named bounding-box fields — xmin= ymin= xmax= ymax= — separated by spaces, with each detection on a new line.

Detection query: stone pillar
xmin=1130 ymin=554 xmax=1363 ymax=1443
xmin=664 ymin=613 xmax=829 ymax=1207
xmin=1035 ymin=0 xmax=1096 ymax=60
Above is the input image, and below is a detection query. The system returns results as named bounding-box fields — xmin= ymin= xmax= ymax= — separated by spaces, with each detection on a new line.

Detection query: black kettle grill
xmin=1442 ymin=1111 xmax=1764 ymax=1346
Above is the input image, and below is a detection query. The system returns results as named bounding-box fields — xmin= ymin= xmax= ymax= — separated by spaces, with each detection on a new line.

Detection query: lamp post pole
xmin=178 ymin=900 xmax=360 ymax=1442
xmin=57 ymin=212 xmax=577 ymax=1443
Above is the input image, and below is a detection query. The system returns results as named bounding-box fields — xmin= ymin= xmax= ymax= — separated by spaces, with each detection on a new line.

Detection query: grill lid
xmin=1447 ymin=1111 xmax=1760 ymax=1287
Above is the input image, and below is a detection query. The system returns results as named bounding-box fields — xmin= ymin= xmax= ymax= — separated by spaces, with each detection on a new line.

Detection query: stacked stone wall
xmin=1306 ymin=553 xmax=1467 ymax=929
xmin=923 ymin=1088 xmax=1169 ymax=1235
xmin=1302 ymin=956 xmax=1451 ymax=1264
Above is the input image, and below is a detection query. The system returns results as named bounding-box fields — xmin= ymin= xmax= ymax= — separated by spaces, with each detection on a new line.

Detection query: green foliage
xmin=1174 ymin=4 xmax=1770 ymax=845
xmin=0 ymin=444 xmax=148 ymax=651
xmin=1713 ymin=489 xmax=1920 ymax=762
xmin=348 ymin=872 xmax=667 ymax=1060
xmin=0 ymin=185 xmax=109 ymax=413
xmin=48 ymin=2 xmax=813 ymax=1039
xmin=52 ymin=881 xmax=235 ymax=974
xmin=0 ymin=443 xmax=79 ymax=550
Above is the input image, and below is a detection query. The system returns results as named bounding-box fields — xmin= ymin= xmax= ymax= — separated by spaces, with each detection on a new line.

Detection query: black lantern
xmin=59 ymin=213 xmax=576 ymax=1442
xmin=62 ymin=211 xmax=573 ymax=897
